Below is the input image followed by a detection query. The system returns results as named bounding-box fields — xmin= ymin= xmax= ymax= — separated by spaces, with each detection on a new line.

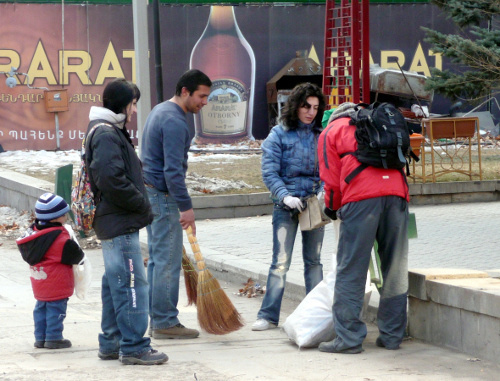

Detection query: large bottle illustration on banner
xmin=190 ymin=5 xmax=256 ymax=144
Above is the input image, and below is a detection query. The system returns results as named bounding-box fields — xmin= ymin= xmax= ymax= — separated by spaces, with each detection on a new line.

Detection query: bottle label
xmin=200 ymin=79 xmax=248 ymax=136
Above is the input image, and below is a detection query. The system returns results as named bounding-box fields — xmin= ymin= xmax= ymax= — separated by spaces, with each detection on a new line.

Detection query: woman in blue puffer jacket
xmin=252 ymin=83 xmax=326 ymax=331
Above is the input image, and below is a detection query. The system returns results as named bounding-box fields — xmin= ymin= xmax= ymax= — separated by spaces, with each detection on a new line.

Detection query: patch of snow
xmin=188 ymin=152 xmax=257 ymax=163
xmin=186 ymin=172 xmax=257 ymax=195
xmin=0 ymin=150 xmax=81 ymax=177
xmin=0 ymin=148 xmax=260 ymax=195
xmin=190 ymin=138 xmax=263 ymax=152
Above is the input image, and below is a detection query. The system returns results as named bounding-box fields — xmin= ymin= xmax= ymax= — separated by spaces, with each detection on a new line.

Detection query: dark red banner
xmin=0 ymin=3 xmax=456 ymax=151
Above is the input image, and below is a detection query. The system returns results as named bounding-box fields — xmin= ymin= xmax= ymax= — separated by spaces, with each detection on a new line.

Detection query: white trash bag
xmin=283 ymin=220 xmax=372 ymax=348
xmin=283 ymin=270 xmax=337 ymax=348
xmin=73 ymin=255 xmax=92 ymax=300
xmin=65 ymin=224 xmax=92 ymax=300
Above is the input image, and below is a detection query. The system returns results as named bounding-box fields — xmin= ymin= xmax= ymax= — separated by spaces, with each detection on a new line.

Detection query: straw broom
xmin=185 ymin=226 xmax=244 ymax=335
xmin=182 ymin=245 xmax=198 ymax=306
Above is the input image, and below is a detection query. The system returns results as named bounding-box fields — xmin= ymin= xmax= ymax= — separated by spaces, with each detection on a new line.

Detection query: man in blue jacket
xmin=141 ymin=69 xmax=211 ymax=339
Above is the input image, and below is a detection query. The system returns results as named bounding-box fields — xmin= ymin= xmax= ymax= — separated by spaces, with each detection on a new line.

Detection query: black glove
xmin=323 ymin=207 xmax=337 ymax=221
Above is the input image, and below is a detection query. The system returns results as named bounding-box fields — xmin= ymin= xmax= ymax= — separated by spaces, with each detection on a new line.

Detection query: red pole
xmin=351 ymin=0 xmax=361 ymax=104
xmin=362 ymin=0 xmax=370 ymax=103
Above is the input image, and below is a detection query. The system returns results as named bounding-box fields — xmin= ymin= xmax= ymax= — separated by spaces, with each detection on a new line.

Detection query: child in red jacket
xmin=17 ymin=193 xmax=84 ymax=349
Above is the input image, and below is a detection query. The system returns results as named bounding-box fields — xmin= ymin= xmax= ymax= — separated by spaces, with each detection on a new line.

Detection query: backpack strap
xmin=340 ymin=151 xmax=356 ymax=159
xmin=82 ymin=122 xmax=112 ymax=202
xmin=344 ymin=163 xmax=368 ymax=184
xmin=399 ymin=168 xmax=410 ymax=201
xmin=396 ymin=131 xmax=406 ymax=164
xmin=339 ymin=151 xmax=367 ymax=184
xmin=381 ymin=149 xmax=388 ymax=169
xmin=81 ymin=122 xmax=112 ymax=160
xmin=410 ymin=149 xmax=420 ymax=162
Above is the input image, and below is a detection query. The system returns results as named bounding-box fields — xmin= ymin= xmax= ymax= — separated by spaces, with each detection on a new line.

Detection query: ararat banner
xmin=0 ymin=3 xmax=455 ymax=151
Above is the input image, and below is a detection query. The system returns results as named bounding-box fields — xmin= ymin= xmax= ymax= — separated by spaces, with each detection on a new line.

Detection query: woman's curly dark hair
xmin=280 ymin=82 xmax=326 ymax=130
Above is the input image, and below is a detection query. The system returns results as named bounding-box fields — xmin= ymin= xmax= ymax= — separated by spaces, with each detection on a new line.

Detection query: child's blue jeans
xmin=33 ymin=298 xmax=68 ymax=342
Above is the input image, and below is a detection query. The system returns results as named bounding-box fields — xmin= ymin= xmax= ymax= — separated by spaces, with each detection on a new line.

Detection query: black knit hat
xmin=35 ymin=193 xmax=69 ymax=221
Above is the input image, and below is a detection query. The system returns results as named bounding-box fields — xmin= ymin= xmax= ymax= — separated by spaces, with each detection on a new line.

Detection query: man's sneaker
xmin=98 ymin=351 xmax=120 ymax=360
xmin=45 ymin=339 xmax=72 ymax=349
xmin=34 ymin=341 xmax=45 ymax=348
xmin=152 ymin=324 xmax=199 ymax=339
xmin=318 ymin=338 xmax=364 ymax=354
xmin=119 ymin=349 xmax=168 ymax=365
xmin=251 ymin=319 xmax=277 ymax=331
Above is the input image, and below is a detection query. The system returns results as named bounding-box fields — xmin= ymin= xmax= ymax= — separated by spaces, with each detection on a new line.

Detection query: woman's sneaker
xmin=251 ymin=319 xmax=277 ymax=331
xmin=119 ymin=349 xmax=168 ymax=365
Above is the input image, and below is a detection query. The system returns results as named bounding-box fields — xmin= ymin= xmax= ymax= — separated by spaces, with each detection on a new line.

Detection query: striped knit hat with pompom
xmin=35 ymin=193 xmax=69 ymax=221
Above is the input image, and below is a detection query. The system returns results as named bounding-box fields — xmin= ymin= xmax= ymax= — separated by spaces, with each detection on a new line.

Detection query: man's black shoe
xmin=45 ymin=339 xmax=72 ymax=349
xmin=375 ymin=337 xmax=400 ymax=350
xmin=98 ymin=351 xmax=120 ymax=360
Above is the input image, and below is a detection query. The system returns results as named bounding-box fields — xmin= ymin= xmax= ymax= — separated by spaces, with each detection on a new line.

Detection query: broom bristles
xmin=182 ymin=246 xmax=198 ymax=306
xmin=196 ymin=268 xmax=244 ymax=335
xmin=185 ymin=226 xmax=244 ymax=335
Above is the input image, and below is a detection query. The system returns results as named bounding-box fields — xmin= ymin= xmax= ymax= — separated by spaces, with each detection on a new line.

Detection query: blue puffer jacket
xmin=261 ymin=122 xmax=323 ymax=204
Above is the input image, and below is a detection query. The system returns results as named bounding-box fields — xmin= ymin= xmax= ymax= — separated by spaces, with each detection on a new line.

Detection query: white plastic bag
xmin=65 ymin=224 xmax=92 ymax=300
xmin=283 ymin=220 xmax=372 ymax=348
xmin=283 ymin=271 xmax=337 ymax=348
xmin=73 ymin=256 xmax=92 ymax=300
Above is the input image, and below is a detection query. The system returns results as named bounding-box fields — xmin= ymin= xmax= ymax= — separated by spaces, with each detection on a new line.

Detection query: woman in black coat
xmin=85 ymin=78 xmax=167 ymax=365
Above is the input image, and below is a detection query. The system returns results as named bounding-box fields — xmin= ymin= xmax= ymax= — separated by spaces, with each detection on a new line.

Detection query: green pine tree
xmin=422 ymin=0 xmax=500 ymax=103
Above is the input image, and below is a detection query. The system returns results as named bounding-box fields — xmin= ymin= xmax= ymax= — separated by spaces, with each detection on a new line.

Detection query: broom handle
xmin=185 ymin=226 xmax=206 ymax=271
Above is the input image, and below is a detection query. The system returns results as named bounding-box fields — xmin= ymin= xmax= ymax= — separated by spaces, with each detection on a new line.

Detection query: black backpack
xmin=341 ymin=102 xmax=419 ymax=184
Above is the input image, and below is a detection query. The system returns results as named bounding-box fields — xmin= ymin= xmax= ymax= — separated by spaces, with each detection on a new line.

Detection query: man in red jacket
xmin=17 ymin=193 xmax=84 ymax=350
xmin=317 ymin=102 xmax=409 ymax=353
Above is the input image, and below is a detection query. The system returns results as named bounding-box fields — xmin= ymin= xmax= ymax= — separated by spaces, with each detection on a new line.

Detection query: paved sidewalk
xmin=166 ymin=201 xmax=500 ymax=303
xmin=2 ymin=245 xmax=499 ymax=380
xmin=1 ymin=201 xmax=500 ymax=379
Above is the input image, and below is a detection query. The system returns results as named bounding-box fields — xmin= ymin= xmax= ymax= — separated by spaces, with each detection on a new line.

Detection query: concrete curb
xmin=0 ymin=168 xmax=53 ymax=212
xmin=2 ymin=168 xmax=500 ymax=218
xmin=408 ymin=269 xmax=500 ymax=363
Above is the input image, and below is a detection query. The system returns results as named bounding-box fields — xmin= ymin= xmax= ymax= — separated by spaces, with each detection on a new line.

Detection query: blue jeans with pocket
xmin=98 ymin=232 xmax=151 ymax=357
xmin=146 ymin=186 xmax=183 ymax=330
xmin=257 ymin=205 xmax=324 ymax=325
xmin=33 ymin=298 xmax=68 ymax=342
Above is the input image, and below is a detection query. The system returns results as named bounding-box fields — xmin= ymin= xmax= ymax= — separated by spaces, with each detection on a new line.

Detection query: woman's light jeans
xmin=257 ymin=205 xmax=324 ymax=325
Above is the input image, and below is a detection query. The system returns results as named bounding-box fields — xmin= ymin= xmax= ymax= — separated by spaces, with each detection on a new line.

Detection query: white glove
xmin=283 ymin=195 xmax=304 ymax=212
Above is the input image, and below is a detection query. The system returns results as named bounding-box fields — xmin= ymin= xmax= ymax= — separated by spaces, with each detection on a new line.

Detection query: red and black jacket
xmin=17 ymin=221 xmax=84 ymax=301
xmin=318 ymin=117 xmax=409 ymax=211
